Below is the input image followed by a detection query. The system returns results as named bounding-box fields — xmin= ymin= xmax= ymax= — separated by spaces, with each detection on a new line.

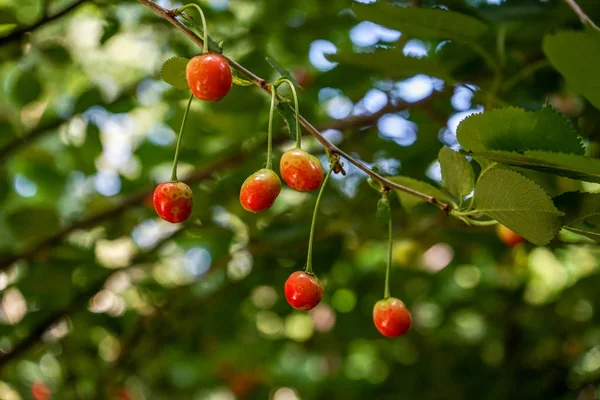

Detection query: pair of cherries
xmin=153 ymin=52 xmax=232 ymax=223
xmin=285 ymin=270 xmax=412 ymax=338
xmin=239 ymin=149 xmax=324 ymax=213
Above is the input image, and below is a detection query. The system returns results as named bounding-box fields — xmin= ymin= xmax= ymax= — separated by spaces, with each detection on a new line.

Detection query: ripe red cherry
xmin=153 ymin=181 xmax=193 ymax=223
xmin=284 ymin=271 xmax=323 ymax=311
xmin=280 ymin=148 xmax=324 ymax=192
xmin=496 ymin=224 xmax=525 ymax=247
xmin=239 ymin=168 xmax=281 ymax=212
xmin=373 ymin=297 xmax=412 ymax=338
xmin=186 ymin=53 xmax=232 ymax=102
xmin=31 ymin=381 xmax=51 ymax=400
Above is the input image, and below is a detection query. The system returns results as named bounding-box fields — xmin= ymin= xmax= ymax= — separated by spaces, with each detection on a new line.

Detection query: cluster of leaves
xmin=331 ymin=2 xmax=600 ymax=246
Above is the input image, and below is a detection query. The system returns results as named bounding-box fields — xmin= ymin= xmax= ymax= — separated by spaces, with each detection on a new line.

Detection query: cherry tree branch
xmin=135 ymin=0 xmax=451 ymax=213
xmin=564 ymin=0 xmax=599 ymax=30
xmin=0 ymin=90 xmax=441 ymax=271
xmin=0 ymin=0 xmax=88 ymax=47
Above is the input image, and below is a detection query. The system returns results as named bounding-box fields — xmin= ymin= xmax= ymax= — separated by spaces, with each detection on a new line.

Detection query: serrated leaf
xmin=438 ymin=147 xmax=474 ymax=199
xmin=472 ymin=150 xmax=600 ymax=183
xmin=376 ymin=196 xmax=391 ymax=227
xmin=554 ymin=192 xmax=600 ymax=241
xmin=457 ymin=106 xmax=584 ymax=155
xmin=266 ymin=57 xmax=301 ymax=88
xmin=388 ymin=176 xmax=453 ymax=212
xmin=475 ymin=168 xmax=563 ymax=245
xmin=232 ymin=75 xmax=253 ymax=86
xmin=354 ymin=2 xmax=488 ymax=42
xmin=327 ymin=50 xmax=452 ymax=81
xmin=161 ymin=57 xmax=189 ymax=90
xmin=179 ymin=15 xmax=223 ymax=53
xmin=276 ymin=102 xmax=298 ymax=141
xmin=543 ymin=28 xmax=600 ymax=110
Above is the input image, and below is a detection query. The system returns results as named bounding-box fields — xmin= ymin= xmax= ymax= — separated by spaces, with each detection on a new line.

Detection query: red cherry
xmin=31 ymin=381 xmax=51 ymax=400
xmin=280 ymin=149 xmax=324 ymax=192
xmin=153 ymin=182 xmax=193 ymax=223
xmin=239 ymin=168 xmax=281 ymax=212
xmin=186 ymin=53 xmax=232 ymax=102
xmin=373 ymin=297 xmax=412 ymax=338
xmin=284 ymin=271 xmax=323 ymax=311
xmin=496 ymin=224 xmax=525 ymax=247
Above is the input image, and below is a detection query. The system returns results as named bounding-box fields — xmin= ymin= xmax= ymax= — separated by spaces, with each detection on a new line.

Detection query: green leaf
xmin=39 ymin=43 xmax=71 ymax=66
xmin=554 ymin=192 xmax=600 ymax=241
xmin=232 ymin=75 xmax=253 ymax=86
xmin=474 ymin=168 xmax=563 ymax=245
xmin=266 ymin=57 xmax=301 ymax=88
xmin=472 ymin=150 xmax=600 ymax=183
xmin=276 ymin=102 xmax=298 ymax=141
xmin=7 ymin=207 xmax=60 ymax=241
xmin=354 ymin=2 xmax=489 ymax=42
xmin=161 ymin=57 xmax=189 ymax=90
xmin=100 ymin=14 xmax=120 ymax=45
xmin=457 ymin=106 xmax=584 ymax=155
xmin=543 ymin=28 xmax=600 ymax=110
xmin=388 ymin=176 xmax=453 ymax=212
xmin=327 ymin=50 xmax=452 ymax=81
xmin=179 ymin=15 xmax=223 ymax=53
xmin=74 ymin=88 xmax=103 ymax=114
xmin=11 ymin=70 xmax=42 ymax=106
xmin=376 ymin=196 xmax=391 ymax=227
xmin=0 ymin=23 xmax=17 ymax=35
xmin=438 ymin=147 xmax=474 ymax=199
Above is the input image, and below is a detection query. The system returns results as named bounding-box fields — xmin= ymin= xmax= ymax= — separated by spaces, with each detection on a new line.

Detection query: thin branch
xmin=135 ymin=0 xmax=451 ymax=213
xmin=0 ymin=227 xmax=184 ymax=370
xmin=0 ymin=89 xmax=441 ymax=271
xmin=0 ymin=0 xmax=88 ymax=47
xmin=564 ymin=0 xmax=600 ymax=30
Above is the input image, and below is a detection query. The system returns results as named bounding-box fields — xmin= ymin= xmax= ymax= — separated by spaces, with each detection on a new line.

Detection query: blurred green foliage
xmin=0 ymin=0 xmax=600 ymax=399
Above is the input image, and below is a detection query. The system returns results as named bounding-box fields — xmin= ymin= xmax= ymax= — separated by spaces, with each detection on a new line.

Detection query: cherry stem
xmin=274 ymin=78 xmax=301 ymax=148
xmin=266 ymin=85 xmax=276 ymax=169
xmin=176 ymin=4 xmax=208 ymax=54
xmin=383 ymin=192 xmax=392 ymax=299
xmin=305 ymin=163 xmax=334 ymax=274
xmin=170 ymin=93 xmax=194 ymax=181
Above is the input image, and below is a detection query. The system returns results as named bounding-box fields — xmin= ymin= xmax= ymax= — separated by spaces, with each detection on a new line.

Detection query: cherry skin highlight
xmin=239 ymin=168 xmax=281 ymax=212
xmin=284 ymin=271 xmax=323 ymax=311
xmin=373 ymin=297 xmax=412 ymax=338
xmin=496 ymin=224 xmax=525 ymax=247
xmin=186 ymin=53 xmax=232 ymax=102
xmin=153 ymin=182 xmax=193 ymax=223
xmin=280 ymin=148 xmax=324 ymax=192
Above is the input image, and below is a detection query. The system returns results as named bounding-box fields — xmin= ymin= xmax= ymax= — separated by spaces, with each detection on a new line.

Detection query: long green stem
xmin=274 ymin=78 xmax=301 ymax=148
xmin=266 ymin=86 xmax=276 ymax=169
xmin=384 ymin=194 xmax=392 ymax=299
xmin=305 ymin=165 xmax=334 ymax=274
xmin=170 ymin=93 xmax=194 ymax=181
xmin=176 ymin=3 xmax=208 ymax=53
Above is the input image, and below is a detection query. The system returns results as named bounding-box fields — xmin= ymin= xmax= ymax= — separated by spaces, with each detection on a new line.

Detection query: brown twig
xmin=0 ymin=0 xmax=88 ymax=47
xmin=0 ymin=89 xmax=442 ymax=272
xmin=564 ymin=0 xmax=600 ymax=30
xmin=135 ymin=0 xmax=450 ymax=213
